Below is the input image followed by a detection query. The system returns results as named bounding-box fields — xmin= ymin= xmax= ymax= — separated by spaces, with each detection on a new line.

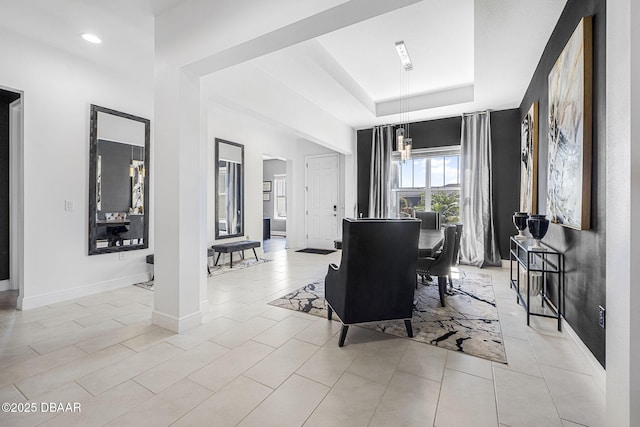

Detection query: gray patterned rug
xmin=268 ymin=273 xmax=507 ymax=363
xmin=134 ymin=257 xmax=271 ymax=291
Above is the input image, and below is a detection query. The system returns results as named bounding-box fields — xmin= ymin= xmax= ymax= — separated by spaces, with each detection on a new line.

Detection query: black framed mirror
xmin=215 ymin=138 xmax=244 ymax=239
xmin=89 ymin=105 xmax=150 ymax=255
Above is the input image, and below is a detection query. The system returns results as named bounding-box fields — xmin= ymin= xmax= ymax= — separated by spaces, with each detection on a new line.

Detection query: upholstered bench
xmin=146 ymin=250 xmax=216 ymax=277
xmin=211 ymin=240 xmax=260 ymax=268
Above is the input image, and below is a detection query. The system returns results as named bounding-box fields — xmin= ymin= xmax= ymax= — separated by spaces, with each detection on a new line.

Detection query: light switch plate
xmin=64 ymin=200 xmax=73 ymax=211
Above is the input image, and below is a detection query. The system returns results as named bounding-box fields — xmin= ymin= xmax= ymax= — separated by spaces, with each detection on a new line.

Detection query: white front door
xmin=306 ymin=154 xmax=339 ymax=249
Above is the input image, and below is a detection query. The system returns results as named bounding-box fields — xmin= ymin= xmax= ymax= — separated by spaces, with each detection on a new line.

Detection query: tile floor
xmin=0 ymin=248 xmax=605 ymax=426
xmin=263 ymin=236 xmax=287 ymax=253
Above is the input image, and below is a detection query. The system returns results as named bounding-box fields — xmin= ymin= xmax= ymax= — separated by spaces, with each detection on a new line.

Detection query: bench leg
xmin=252 ymin=248 xmax=258 ymax=261
xmin=229 ymin=252 xmax=233 ymax=268
xmin=214 ymin=253 xmax=221 ymax=266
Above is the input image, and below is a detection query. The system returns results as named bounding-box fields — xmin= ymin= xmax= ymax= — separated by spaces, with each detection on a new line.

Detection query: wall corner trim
xmin=152 ymin=309 xmax=202 ymax=333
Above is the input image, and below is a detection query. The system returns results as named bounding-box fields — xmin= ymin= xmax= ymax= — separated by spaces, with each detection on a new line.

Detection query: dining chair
xmin=448 ymin=223 xmax=463 ymax=288
xmin=415 ymin=211 xmax=441 ymax=230
xmin=415 ymin=225 xmax=457 ymax=307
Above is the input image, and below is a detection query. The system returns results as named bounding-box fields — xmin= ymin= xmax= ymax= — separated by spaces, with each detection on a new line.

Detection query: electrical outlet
xmin=64 ymin=200 xmax=74 ymax=211
xmin=119 ymin=252 xmax=126 ymax=260
xmin=598 ymin=305 xmax=605 ymax=329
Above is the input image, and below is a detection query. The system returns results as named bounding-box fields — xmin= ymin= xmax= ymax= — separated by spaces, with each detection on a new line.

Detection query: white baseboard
xmin=563 ymin=318 xmax=606 ymax=394
xmin=152 ymin=309 xmax=202 ymax=333
xmin=17 ymin=272 xmax=152 ymax=310
xmin=271 ymin=231 xmax=286 ymax=237
xmin=200 ymin=299 xmax=210 ymax=313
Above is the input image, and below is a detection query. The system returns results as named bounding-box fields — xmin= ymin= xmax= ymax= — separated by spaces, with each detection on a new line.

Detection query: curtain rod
xmin=370 ymin=110 xmax=492 ymax=129
xmin=462 ymin=109 xmax=491 ymax=116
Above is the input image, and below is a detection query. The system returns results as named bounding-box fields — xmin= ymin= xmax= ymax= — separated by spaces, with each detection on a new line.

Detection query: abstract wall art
xmin=547 ymin=16 xmax=592 ymax=230
xmin=520 ymin=102 xmax=538 ymax=214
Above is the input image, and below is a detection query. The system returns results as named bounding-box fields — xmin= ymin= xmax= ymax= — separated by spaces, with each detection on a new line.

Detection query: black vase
xmin=512 ymin=212 xmax=529 ymax=240
xmin=527 ymin=214 xmax=550 ymax=249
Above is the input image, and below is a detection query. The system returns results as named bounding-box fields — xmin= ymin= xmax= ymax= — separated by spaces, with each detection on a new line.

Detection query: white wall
xmin=606 ymin=0 xmax=640 ymax=425
xmin=0 ymin=28 xmax=154 ymax=309
xmin=207 ymin=101 xmax=351 ymax=251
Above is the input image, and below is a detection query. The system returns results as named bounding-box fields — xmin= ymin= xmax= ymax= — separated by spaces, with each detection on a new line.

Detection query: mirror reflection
xmin=89 ymin=105 xmax=150 ymax=255
xmin=215 ymin=138 xmax=244 ymax=239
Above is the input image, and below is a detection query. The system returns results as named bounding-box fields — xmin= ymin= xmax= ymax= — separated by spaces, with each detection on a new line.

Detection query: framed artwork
xmin=263 ymin=181 xmax=272 ymax=192
xmin=547 ymin=16 xmax=592 ymax=230
xmin=263 ymin=193 xmax=270 ymax=201
xmin=520 ymin=102 xmax=538 ymax=214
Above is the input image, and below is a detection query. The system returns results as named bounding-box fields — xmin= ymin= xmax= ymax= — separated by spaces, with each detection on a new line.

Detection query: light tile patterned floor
xmin=0 ymin=248 xmax=605 ymax=426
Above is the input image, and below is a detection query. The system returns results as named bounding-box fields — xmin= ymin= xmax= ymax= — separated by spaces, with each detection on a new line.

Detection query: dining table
xmin=333 ymin=228 xmax=444 ymax=256
xmin=417 ymin=229 xmax=444 ymax=258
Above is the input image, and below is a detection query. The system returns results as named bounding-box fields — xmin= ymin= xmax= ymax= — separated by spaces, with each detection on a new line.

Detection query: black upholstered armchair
xmin=416 ymin=225 xmax=457 ymax=307
xmin=325 ymin=218 xmax=421 ymax=347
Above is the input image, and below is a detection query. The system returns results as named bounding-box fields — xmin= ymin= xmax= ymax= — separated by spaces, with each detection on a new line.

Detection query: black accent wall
xmin=356 ymin=111 xmax=520 ymax=260
xmin=519 ymin=0 xmax=606 ymax=366
xmin=0 ymin=89 xmax=20 ymax=282
xmin=356 ymin=128 xmax=372 ymax=218
xmin=491 ymin=110 xmax=521 ymax=260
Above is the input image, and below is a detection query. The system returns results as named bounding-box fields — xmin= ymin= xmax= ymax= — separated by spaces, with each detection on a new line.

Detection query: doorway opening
xmin=263 ymin=156 xmax=287 ymax=253
xmin=305 ymin=153 xmax=339 ymax=250
xmin=0 ymin=87 xmax=22 ymax=310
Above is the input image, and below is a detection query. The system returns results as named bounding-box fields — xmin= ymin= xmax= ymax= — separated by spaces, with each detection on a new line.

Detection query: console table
xmin=509 ymin=237 xmax=564 ymax=331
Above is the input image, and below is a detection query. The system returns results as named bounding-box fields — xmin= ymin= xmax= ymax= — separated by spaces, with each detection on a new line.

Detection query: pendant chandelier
xmin=395 ymin=41 xmax=413 ymax=161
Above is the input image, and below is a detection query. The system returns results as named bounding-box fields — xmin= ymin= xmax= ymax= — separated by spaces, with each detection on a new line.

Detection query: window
xmin=274 ymin=174 xmax=286 ymax=219
xmin=430 ymin=155 xmax=460 ymax=188
xmin=392 ymin=148 xmax=461 ymax=224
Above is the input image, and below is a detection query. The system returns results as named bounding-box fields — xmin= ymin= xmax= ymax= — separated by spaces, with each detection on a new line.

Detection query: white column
xmin=606 ymin=0 xmax=640 ymax=425
xmin=152 ymin=66 xmax=207 ymax=332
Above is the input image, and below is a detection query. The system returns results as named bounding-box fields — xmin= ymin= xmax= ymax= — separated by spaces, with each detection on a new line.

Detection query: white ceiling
xmin=0 ymin=0 xmax=567 ymax=133
xmin=202 ymin=0 xmax=567 ymax=129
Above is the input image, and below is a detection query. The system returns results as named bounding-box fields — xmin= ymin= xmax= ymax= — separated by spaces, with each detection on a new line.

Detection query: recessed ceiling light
xmin=81 ymin=33 xmax=102 ymax=44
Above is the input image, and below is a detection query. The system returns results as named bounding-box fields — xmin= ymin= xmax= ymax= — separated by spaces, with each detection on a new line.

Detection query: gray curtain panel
xmin=368 ymin=125 xmax=393 ymax=218
xmin=460 ymin=112 xmax=502 ymax=267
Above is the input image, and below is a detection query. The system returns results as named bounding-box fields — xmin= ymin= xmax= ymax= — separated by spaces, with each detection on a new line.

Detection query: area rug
xmin=296 ymin=248 xmax=336 ymax=255
xmin=134 ymin=257 xmax=271 ymax=291
xmin=268 ymin=273 xmax=507 ymax=364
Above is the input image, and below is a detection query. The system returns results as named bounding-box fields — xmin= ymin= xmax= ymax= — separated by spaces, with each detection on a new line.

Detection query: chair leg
xmin=404 ymin=319 xmax=413 ymax=338
xmin=338 ymin=325 xmax=349 ymax=347
xmin=438 ymin=276 xmax=447 ymax=307
xmin=327 ymin=306 xmax=333 ymax=321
